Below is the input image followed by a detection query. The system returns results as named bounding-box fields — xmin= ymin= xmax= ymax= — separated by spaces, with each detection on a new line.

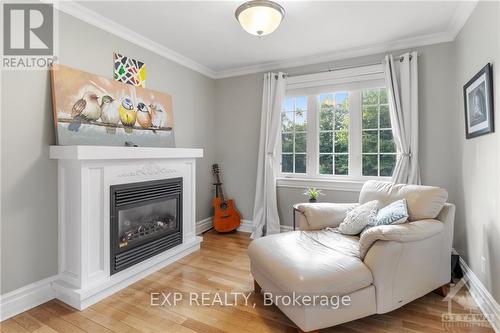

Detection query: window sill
xmin=276 ymin=177 xmax=366 ymax=192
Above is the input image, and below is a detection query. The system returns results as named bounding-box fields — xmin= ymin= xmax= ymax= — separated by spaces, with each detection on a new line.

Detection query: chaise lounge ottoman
xmin=248 ymin=180 xmax=454 ymax=332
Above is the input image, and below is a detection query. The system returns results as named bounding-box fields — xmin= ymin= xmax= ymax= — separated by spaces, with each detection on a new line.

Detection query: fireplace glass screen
xmin=118 ymin=199 xmax=177 ymax=249
xmin=110 ymin=178 xmax=182 ymax=274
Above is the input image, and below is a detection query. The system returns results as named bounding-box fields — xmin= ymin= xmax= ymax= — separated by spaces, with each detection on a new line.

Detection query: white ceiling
xmin=69 ymin=1 xmax=477 ymax=78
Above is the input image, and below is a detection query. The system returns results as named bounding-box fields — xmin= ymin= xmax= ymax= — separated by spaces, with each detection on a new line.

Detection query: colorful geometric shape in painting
xmin=113 ymin=52 xmax=146 ymax=88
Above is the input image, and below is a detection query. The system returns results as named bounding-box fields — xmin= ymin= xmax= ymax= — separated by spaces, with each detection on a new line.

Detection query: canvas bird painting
xmin=50 ymin=64 xmax=174 ymax=147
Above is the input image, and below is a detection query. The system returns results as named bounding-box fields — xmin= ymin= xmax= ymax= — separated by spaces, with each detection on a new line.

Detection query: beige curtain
xmin=383 ymin=52 xmax=421 ymax=184
xmin=251 ymin=72 xmax=286 ymax=238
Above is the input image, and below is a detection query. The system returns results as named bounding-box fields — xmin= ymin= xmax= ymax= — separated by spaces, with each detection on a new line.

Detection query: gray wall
xmin=214 ymin=73 xmax=262 ymax=220
xmin=215 ymin=42 xmax=456 ymax=227
xmin=1 ymin=12 xmax=217 ymax=294
xmin=452 ymin=1 xmax=500 ymax=302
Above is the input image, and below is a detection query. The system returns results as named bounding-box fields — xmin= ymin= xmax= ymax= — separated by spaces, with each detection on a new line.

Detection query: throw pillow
xmin=338 ymin=200 xmax=379 ymax=235
xmin=375 ymin=199 xmax=409 ymax=226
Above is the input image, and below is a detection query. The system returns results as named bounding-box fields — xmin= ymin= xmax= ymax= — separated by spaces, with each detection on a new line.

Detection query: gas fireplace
xmin=51 ymin=145 xmax=202 ymax=310
xmin=110 ymin=178 xmax=183 ymax=274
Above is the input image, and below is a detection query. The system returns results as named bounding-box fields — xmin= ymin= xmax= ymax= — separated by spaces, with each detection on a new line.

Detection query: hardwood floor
xmin=1 ymin=230 xmax=494 ymax=333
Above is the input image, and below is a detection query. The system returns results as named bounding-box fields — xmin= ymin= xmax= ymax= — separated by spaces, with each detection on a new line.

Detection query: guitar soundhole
xmin=220 ymin=202 xmax=228 ymax=210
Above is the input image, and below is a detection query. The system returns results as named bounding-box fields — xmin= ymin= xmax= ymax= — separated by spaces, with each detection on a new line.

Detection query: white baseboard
xmin=459 ymin=257 xmax=500 ymax=332
xmin=53 ymin=237 xmax=202 ymax=310
xmin=196 ymin=217 xmax=213 ymax=235
xmin=237 ymin=219 xmax=253 ymax=233
xmin=196 ymin=218 xmax=254 ymax=234
xmin=0 ymin=275 xmax=58 ymax=321
xmin=0 ymin=237 xmax=203 ymax=321
xmin=237 ymin=220 xmax=294 ymax=234
xmin=280 ymin=225 xmax=294 ymax=232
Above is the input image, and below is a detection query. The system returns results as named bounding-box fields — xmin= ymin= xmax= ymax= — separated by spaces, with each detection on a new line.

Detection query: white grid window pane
xmin=319 ymin=92 xmax=349 ymax=175
xmin=361 ymin=88 xmax=396 ymax=177
xmin=281 ymin=96 xmax=308 ymax=174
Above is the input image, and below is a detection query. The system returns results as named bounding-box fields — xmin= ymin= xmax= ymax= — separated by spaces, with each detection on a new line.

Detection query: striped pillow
xmin=375 ymin=199 xmax=409 ymax=226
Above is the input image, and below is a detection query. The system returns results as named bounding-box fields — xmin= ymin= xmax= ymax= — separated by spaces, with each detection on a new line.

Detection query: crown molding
xmin=54 ymin=1 xmax=217 ymax=79
xmin=214 ymin=1 xmax=478 ymax=79
xmin=447 ymin=0 xmax=479 ymax=39
xmin=214 ymin=30 xmax=453 ymax=78
xmin=53 ymin=1 xmax=477 ymax=80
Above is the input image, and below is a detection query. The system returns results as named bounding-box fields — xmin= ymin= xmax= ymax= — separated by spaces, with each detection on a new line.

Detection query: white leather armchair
xmin=248 ymin=181 xmax=455 ymax=333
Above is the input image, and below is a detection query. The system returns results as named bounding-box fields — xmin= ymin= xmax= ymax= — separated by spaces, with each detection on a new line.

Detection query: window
xmin=319 ymin=92 xmax=349 ymax=175
xmin=281 ymin=96 xmax=307 ymax=174
xmin=361 ymin=88 xmax=396 ymax=177
xmin=279 ymin=66 xmax=397 ymax=180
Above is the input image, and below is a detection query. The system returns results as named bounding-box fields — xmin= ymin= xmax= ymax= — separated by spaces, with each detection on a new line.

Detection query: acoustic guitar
xmin=212 ymin=164 xmax=241 ymax=233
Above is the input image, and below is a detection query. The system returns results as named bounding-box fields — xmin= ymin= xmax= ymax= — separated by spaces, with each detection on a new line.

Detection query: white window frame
xmin=277 ymin=64 xmax=395 ymax=189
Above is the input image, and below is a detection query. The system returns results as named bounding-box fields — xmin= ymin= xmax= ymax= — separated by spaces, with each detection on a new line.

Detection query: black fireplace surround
xmin=110 ymin=178 xmax=183 ymax=275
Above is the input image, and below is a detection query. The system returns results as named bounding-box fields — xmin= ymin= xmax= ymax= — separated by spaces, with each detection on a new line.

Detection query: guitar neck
xmin=214 ymin=173 xmax=226 ymax=203
xmin=219 ymin=185 xmax=226 ymax=203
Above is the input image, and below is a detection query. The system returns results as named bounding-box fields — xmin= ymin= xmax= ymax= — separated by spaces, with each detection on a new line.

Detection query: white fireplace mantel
xmin=49 ymin=145 xmax=203 ymax=160
xmin=49 ymin=145 xmax=203 ymax=310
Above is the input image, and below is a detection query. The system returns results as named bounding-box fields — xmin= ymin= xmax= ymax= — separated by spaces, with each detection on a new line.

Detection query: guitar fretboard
xmin=212 ymin=164 xmax=226 ymax=204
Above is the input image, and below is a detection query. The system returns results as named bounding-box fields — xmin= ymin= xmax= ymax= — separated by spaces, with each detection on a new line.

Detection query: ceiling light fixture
xmin=235 ymin=0 xmax=285 ymax=36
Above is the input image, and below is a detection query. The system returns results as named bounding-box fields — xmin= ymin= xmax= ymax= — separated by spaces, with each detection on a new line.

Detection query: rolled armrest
xmin=359 ymin=219 xmax=444 ymax=259
xmin=294 ymin=202 xmax=358 ymax=230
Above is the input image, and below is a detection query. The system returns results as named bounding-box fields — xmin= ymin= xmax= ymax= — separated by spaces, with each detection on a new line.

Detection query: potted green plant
xmin=304 ymin=188 xmax=323 ymax=203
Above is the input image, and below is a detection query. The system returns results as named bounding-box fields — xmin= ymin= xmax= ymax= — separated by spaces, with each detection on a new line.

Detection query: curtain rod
xmin=285 ymin=53 xmax=419 ymax=78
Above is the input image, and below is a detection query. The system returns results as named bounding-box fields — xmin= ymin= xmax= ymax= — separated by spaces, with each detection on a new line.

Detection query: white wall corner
xmin=196 ymin=217 xmax=213 ymax=235
xmin=0 ymin=275 xmax=57 ymax=322
xmin=459 ymin=257 xmax=500 ymax=332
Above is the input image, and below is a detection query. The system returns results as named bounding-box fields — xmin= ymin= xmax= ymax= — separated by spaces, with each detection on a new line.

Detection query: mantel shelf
xmin=49 ymin=145 xmax=204 ymax=160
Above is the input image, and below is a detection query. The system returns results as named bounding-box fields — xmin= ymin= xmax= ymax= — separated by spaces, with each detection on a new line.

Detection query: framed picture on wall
xmin=50 ymin=64 xmax=175 ymax=147
xmin=463 ymin=63 xmax=494 ymax=139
